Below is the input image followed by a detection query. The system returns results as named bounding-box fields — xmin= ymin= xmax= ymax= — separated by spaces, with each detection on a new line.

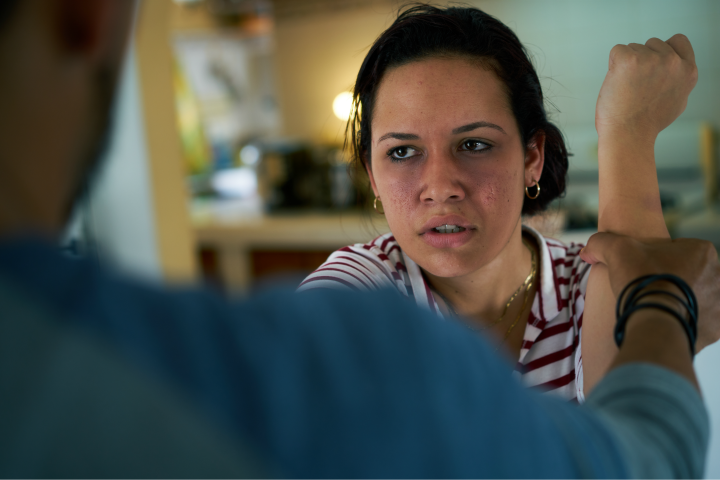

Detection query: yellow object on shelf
xmin=700 ymin=122 xmax=717 ymax=205
xmin=173 ymin=58 xmax=212 ymax=175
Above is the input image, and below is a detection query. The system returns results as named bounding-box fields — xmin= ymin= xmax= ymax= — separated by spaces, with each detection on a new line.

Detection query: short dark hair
xmin=348 ymin=4 xmax=567 ymax=215
xmin=0 ymin=0 xmax=20 ymax=31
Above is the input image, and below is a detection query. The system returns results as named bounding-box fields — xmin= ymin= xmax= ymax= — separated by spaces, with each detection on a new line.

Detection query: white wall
xmin=696 ymin=346 xmax=720 ymax=476
xmin=89 ymin=48 xmax=162 ymax=281
xmin=472 ymin=0 xmax=720 ymax=131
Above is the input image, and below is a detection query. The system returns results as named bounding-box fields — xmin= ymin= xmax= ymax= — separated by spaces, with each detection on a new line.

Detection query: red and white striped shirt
xmin=298 ymin=226 xmax=591 ymax=403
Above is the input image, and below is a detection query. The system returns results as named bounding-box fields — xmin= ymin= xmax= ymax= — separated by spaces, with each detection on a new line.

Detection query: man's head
xmin=0 ymin=0 xmax=135 ymax=238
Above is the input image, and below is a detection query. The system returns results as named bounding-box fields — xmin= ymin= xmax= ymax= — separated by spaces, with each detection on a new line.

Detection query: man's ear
xmin=364 ymin=159 xmax=379 ymax=197
xmin=52 ymin=0 xmax=115 ymax=57
xmin=524 ymin=131 xmax=546 ymax=186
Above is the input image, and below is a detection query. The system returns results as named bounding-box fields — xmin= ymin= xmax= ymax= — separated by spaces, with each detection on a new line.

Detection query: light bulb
xmin=332 ymin=91 xmax=354 ymax=121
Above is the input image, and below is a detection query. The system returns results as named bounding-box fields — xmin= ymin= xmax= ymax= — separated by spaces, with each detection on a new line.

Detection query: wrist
xmin=596 ymin=125 xmax=667 ymax=237
xmin=614 ymin=274 xmax=699 ymax=358
xmin=610 ymin=274 xmax=701 ymax=391
xmin=596 ymin=120 xmax=658 ymax=147
xmin=625 ymin=309 xmax=693 ymax=360
xmin=622 ymin=284 xmax=688 ymax=319
xmin=624 ymin=306 xmax=688 ymax=336
xmin=612 ymin=305 xmax=699 ymax=392
xmin=596 ymin=120 xmax=657 ymax=162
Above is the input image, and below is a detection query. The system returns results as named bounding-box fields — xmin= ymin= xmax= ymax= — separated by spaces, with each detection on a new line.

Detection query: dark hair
xmin=348 ymin=4 xmax=567 ymax=215
xmin=0 ymin=0 xmax=20 ymax=31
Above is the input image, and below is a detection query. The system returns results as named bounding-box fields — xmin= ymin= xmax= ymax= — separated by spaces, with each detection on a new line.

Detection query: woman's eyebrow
xmin=452 ymin=121 xmax=506 ymax=135
xmin=378 ymin=132 xmax=420 ymax=143
xmin=377 ymin=122 xmax=505 ymax=143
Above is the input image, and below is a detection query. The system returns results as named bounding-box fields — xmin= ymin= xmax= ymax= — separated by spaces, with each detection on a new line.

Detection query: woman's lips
xmin=420 ymin=227 xmax=474 ymax=248
xmin=420 ymin=215 xmax=473 ymax=233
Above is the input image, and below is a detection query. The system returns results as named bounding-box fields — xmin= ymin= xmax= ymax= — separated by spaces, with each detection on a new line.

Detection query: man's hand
xmin=595 ymin=34 xmax=698 ymax=142
xmin=581 ymin=233 xmax=720 ymax=353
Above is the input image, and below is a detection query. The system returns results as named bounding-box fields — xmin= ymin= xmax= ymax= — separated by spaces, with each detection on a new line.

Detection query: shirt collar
xmin=522 ymin=224 xmax=561 ymax=324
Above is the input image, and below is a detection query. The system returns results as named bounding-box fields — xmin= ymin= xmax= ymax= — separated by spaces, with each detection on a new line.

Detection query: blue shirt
xmin=0 ymin=235 xmax=708 ymax=478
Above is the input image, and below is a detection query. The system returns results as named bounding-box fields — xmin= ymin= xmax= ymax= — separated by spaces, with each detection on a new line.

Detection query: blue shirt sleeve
xmin=586 ymin=363 xmax=709 ymax=478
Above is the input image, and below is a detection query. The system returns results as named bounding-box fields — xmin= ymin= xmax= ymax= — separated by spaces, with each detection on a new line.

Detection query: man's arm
xmin=582 ymin=34 xmax=699 ymax=393
xmin=10 ymin=234 xmax=714 ymax=478
xmin=580 ymin=233 xmax=720 ymax=478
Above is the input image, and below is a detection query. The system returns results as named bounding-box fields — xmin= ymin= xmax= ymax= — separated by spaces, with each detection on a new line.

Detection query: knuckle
xmin=610 ymin=44 xmax=629 ymax=60
xmin=623 ymin=52 xmax=639 ymax=67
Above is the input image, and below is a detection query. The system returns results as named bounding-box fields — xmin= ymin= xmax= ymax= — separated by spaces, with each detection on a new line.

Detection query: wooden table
xmin=193 ymin=209 xmax=389 ymax=292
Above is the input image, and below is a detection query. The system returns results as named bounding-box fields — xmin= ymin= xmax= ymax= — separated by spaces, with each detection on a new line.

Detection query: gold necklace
xmin=479 ymin=238 xmax=536 ymax=330
xmin=435 ymin=239 xmax=537 ymax=342
xmin=496 ymin=256 xmax=536 ymax=351
xmin=492 ymin=241 xmax=537 ymax=351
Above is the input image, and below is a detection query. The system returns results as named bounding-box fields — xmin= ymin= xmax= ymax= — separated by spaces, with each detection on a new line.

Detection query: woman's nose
xmin=419 ymin=154 xmax=465 ymax=204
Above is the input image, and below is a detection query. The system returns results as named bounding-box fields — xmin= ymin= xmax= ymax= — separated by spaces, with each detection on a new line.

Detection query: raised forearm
xmin=594 ymin=35 xmax=697 ymax=238
xmin=585 ymin=130 xmax=670 ymax=395
xmin=597 ymin=131 xmax=670 ymax=237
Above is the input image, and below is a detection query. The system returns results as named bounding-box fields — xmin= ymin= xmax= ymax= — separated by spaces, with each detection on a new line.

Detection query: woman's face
xmin=367 ymin=56 xmax=544 ymax=278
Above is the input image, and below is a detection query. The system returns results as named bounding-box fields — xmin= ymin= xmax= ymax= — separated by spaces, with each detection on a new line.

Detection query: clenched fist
xmin=595 ymin=34 xmax=698 ymax=141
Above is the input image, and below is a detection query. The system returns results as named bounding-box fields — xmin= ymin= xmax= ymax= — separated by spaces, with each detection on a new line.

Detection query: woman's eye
xmin=460 ymin=140 xmax=490 ymax=152
xmin=388 ymin=146 xmax=419 ymax=161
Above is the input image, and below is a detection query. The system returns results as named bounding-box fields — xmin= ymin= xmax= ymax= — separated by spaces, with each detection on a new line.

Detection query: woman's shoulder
xmin=523 ymin=225 xmax=591 ymax=292
xmin=544 ymin=236 xmax=586 ymax=266
xmin=296 ymin=233 xmax=408 ymax=293
xmin=522 ymin=226 xmax=591 ymax=402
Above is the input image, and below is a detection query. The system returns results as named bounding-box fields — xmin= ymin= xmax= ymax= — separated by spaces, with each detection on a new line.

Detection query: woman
xmin=298 ymin=5 xmax=697 ymax=402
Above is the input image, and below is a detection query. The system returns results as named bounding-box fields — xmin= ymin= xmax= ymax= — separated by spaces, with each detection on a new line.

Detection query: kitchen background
xmin=70 ymin=1 xmax=720 ymax=472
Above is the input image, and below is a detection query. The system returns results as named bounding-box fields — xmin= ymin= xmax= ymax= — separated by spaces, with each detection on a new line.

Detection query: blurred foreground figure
xmin=0 ymin=1 xmax=717 ymax=478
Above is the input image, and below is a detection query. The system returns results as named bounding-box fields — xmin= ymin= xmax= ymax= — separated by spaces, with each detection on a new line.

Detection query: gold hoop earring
xmin=525 ymin=180 xmax=540 ymax=200
xmin=373 ymin=196 xmax=385 ymax=214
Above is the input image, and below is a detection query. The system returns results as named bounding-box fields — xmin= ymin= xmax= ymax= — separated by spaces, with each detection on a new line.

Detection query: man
xmin=0 ymin=0 xmax=717 ymax=477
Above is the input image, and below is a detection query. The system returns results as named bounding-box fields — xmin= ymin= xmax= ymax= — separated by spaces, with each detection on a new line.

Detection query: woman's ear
xmin=524 ymin=131 xmax=546 ymax=186
xmin=365 ymin=159 xmax=380 ymax=197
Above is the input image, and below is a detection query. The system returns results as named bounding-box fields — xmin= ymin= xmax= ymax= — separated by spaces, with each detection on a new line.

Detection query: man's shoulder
xmin=0 ymin=236 xmax=233 ymax=343
xmin=0 ymin=274 xmax=270 ymax=478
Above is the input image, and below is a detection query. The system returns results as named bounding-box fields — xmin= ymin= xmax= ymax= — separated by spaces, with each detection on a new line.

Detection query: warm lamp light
xmin=332 ymin=92 xmax=354 ymax=121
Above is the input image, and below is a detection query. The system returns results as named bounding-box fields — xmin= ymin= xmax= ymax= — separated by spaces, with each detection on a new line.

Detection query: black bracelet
xmin=614 ymin=274 xmax=698 ymax=358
